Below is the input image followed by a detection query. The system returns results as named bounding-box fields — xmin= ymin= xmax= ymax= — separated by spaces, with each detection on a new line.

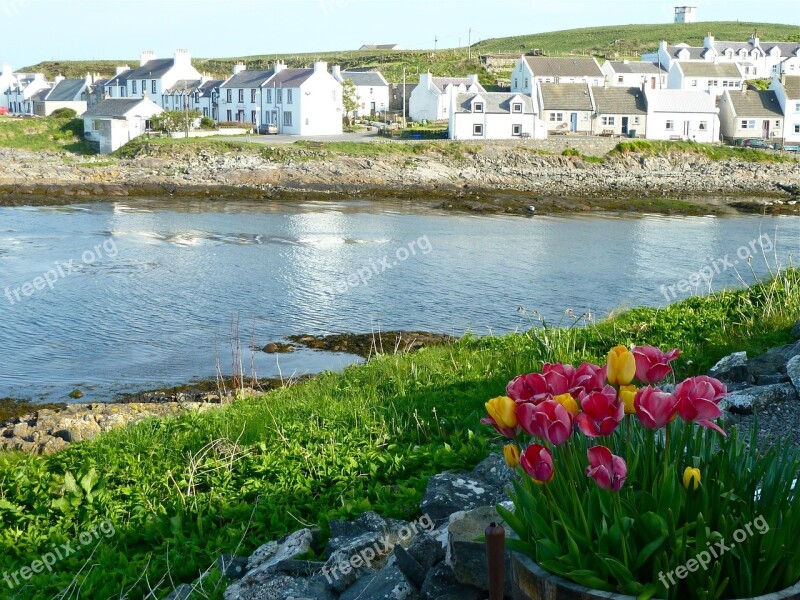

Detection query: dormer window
xmin=512 ymin=103 xmax=523 ymax=113
xmin=473 ymin=102 xmax=484 ymax=113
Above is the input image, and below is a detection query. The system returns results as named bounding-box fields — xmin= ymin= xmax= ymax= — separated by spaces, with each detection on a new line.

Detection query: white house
xmin=511 ymin=56 xmax=604 ymax=96
xmin=104 ymin=66 xmax=132 ymax=98
xmin=118 ymin=50 xmax=202 ymax=110
xmin=448 ymin=92 xmax=545 ymax=140
xmin=536 ymin=82 xmax=594 ymax=134
xmin=220 ymin=65 xmax=275 ymax=125
xmin=591 ymin=86 xmax=647 ymax=137
xmin=359 ymin=44 xmax=403 ymax=51
xmin=83 ymin=97 xmax=163 ymax=154
xmin=667 ymin=61 xmax=744 ymax=97
xmin=719 ymin=88 xmax=783 ymax=143
xmin=408 ymin=74 xmax=485 ymax=122
xmin=0 ymin=64 xmax=16 ymax=110
xmin=674 ymin=6 xmax=697 ymax=23
xmin=332 ymin=66 xmax=389 ymax=118
xmin=32 ymin=76 xmax=90 ymax=116
xmin=602 ymin=61 xmax=667 ymax=90
xmin=770 ymin=75 xmax=800 ymax=143
xmin=194 ymin=79 xmax=223 ymax=121
xmin=3 ymin=73 xmax=49 ymax=115
xmin=644 ymin=89 xmax=719 ymax=142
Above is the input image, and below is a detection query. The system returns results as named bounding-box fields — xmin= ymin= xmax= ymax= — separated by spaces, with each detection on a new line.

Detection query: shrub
xmin=199 ymin=116 xmax=216 ymax=130
xmin=50 ymin=108 xmax=78 ymax=119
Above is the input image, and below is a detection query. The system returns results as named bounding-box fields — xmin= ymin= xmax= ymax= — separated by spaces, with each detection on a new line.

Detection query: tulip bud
xmin=619 ymin=385 xmax=638 ymax=415
xmin=503 ymin=445 xmax=520 ymax=469
xmin=607 ymin=345 xmax=636 ymax=386
xmin=553 ymin=393 xmax=580 ymax=417
xmin=485 ymin=396 xmax=518 ymax=430
xmin=683 ymin=467 xmax=701 ymax=490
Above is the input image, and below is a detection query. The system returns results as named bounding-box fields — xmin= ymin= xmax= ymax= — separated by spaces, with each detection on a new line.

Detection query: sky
xmin=0 ymin=0 xmax=798 ymax=68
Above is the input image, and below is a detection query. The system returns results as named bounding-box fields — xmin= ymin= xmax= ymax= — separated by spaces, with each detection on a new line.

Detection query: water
xmin=0 ymin=198 xmax=798 ymax=402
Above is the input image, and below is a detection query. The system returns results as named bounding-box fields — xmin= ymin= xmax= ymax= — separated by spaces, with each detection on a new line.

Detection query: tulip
xmin=520 ymin=443 xmax=554 ymax=484
xmin=553 ymin=392 xmax=580 ymax=417
xmin=541 ymin=362 xmax=574 ymax=397
xmin=503 ymin=445 xmax=520 ymax=469
xmin=683 ymin=466 xmax=701 ymax=490
xmin=506 ymin=373 xmax=549 ymax=404
xmin=607 ymin=345 xmax=636 ymax=386
xmin=480 ymin=417 xmax=518 ymax=439
xmin=570 ymin=362 xmax=608 ymax=401
xmin=485 ymin=396 xmax=518 ymax=430
xmin=585 ymin=445 xmax=627 ymax=492
xmin=619 ymin=385 xmax=638 ymax=415
xmin=634 ymin=387 xmax=679 ymax=430
xmin=517 ymin=400 xmax=574 ymax=446
xmin=575 ymin=386 xmax=624 ymax=437
xmin=633 ymin=345 xmax=680 ymax=384
xmin=674 ymin=376 xmax=728 ymax=436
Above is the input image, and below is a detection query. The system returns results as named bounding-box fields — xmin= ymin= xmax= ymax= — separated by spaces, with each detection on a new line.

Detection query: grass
xmin=610 ymin=139 xmax=798 ymax=163
xmin=0 ymin=268 xmax=799 ymax=598
xmin=0 ymin=116 xmax=97 ymax=155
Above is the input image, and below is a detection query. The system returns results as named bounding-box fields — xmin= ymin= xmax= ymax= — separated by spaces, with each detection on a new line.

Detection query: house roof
xmin=606 ymin=61 xmax=666 ymax=75
xmin=106 ymin=70 xmax=132 ymax=87
xmin=267 ymin=68 xmax=315 ymax=87
xmin=591 ymin=86 xmax=647 ymax=115
xmin=454 ymin=93 xmax=533 ymax=114
xmin=713 ymin=41 xmax=762 ymax=56
xmin=220 ymin=69 xmax=275 ymax=89
xmin=126 ymin=59 xmax=176 ymax=80
xmin=645 ymin=89 xmax=717 ymax=113
xmin=30 ymin=88 xmax=50 ymax=102
xmin=524 ymin=56 xmax=603 ymax=78
xmin=667 ymin=44 xmax=707 ymax=60
xmin=44 ymin=78 xmax=86 ymax=102
xmin=430 ymin=77 xmax=485 ymax=93
xmin=679 ymin=62 xmax=742 ymax=78
xmin=83 ymin=98 xmax=155 ymax=118
xmin=165 ymin=79 xmax=202 ymax=94
xmin=360 ymin=44 xmax=401 ymax=50
xmin=761 ymin=42 xmax=800 ymax=57
xmin=199 ymin=80 xmax=224 ymax=97
xmin=783 ymin=76 xmax=800 ymax=98
xmin=342 ymin=71 xmax=387 ymax=87
xmin=539 ymin=83 xmax=593 ymax=111
xmin=725 ymin=89 xmax=783 ymax=117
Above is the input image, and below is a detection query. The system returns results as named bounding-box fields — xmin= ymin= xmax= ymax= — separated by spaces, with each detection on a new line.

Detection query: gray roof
xmin=360 ymin=44 xmax=401 ymax=50
xmin=221 ymin=69 xmax=275 ymax=89
xmin=667 ymin=45 xmax=707 ymax=60
xmin=591 ymin=86 xmax=647 ymax=115
xmin=539 ymin=83 xmax=593 ymax=111
xmin=524 ymin=56 xmax=603 ymax=78
xmin=782 ymin=76 xmax=800 ymax=98
xmin=268 ymin=68 xmax=315 ymax=87
xmin=679 ymin=62 xmax=742 ymax=78
xmin=454 ymin=93 xmax=534 ymax=114
xmin=606 ymin=61 xmax=666 ymax=75
xmin=106 ymin=70 xmax=132 ymax=87
xmin=45 ymin=78 xmax=86 ymax=102
xmin=30 ymin=88 xmax=49 ymax=102
xmin=645 ymin=89 xmax=717 ymax=113
xmin=83 ymin=98 xmax=151 ymax=118
xmin=126 ymin=59 xmax=175 ymax=80
xmin=342 ymin=71 xmax=387 ymax=87
xmin=431 ymin=77 xmax=485 ymax=93
xmin=726 ymin=89 xmax=783 ymax=118
xmin=199 ymin=80 xmax=223 ymax=98
xmin=761 ymin=42 xmax=800 ymax=57
xmin=165 ymin=79 xmax=202 ymax=94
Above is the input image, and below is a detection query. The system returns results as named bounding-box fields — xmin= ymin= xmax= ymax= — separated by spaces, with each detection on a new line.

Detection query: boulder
xmin=326 ymin=511 xmax=408 ymax=556
xmin=748 ymin=341 xmax=800 ymax=379
xmin=394 ymin=545 xmax=427 ymax=587
xmin=323 ymin=531 xmax=393 ymax=592
xmin=788 ymin=355 xmax=800 ymax=396
xmin=447 ymin=506 xmax=511 ymax=596
xmin=339 ymin=564 xmax=418 ymax=600
xmin=225 ymin=574 xmax=336 ymax=600
xmin=791 ymin=319 xmax=800 ymax=340
xmin=419 ymin=563 xmax=484 ymax=600
xmin=468 ymin=452 xmax=514 ymax=490
xmin=246 ymin=528 xmax=313 ymax=571
xmin=216 ymin=554 xmax=249 ymax=580
xmin=407 ymin=532 xmax=445 ymax=571
xmin=721 ymin=383 xmax=799 ymax=415
xmin=708 ymin=352 xmax=751 ymax=384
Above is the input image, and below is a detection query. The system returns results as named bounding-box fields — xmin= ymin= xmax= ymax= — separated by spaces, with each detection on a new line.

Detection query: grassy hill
xmin=20 ymin=22 xmax=800 ymax=84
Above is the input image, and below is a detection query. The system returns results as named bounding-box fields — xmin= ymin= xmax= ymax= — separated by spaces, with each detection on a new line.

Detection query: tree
xmin=151 ymin=109 xmax=201 ymax=134
xmin=341 ymin=79 xmax=358 ymax=126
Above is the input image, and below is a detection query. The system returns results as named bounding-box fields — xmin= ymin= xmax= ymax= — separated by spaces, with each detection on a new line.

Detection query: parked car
xmin=257 ymin=123 xmax=278 ymax=135
xmin=783 ymin=144 xmax=800 ymax=153
xmin=742 ymin=138 xmax=772 ymax=150
xmin=0 ymin=107 xmax=8 ymax=115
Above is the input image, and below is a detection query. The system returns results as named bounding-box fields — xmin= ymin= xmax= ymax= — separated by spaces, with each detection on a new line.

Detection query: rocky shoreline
xmin=1 ymin=146 xmax=799 ymax=215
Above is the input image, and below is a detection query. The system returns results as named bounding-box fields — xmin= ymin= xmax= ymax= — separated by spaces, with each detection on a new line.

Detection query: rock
xmin=326 ymin=512 xmax=411 ymax=557
xmin=708 ymin=352 xmax=751 ymax=384
xmin=792 ymin=320 xmax=800 ymax=340
xmin=339 ymin=565 xmax=417 ymax=600
xmin=394 ymin=545 xmax=427 ymax=587
xmin=407 ymin=533 xmax=445 ymax=571
xmin=216 ymin=554 xmax=249 ymax=580
xmin=69 ymin=389 xmax=84 ymax=399
xmin=225 ymin=574 xmax=336 ymax=600
xmin=754 ymin=374 xmax=791 ymax=386
xmin=721 ymin=383 xmax=800 ymax=414
xmin=788 ymin=355 xmax=800 ymax=396
xmin=419 ymin=563 xmax=484 ymax=600
xmin=469 ymin=452 xmax=513 ymax=490
xmin=164 ymin=583 xmax=193 ymax=600
xmin=447 ymin=506 xmax=511 ymax=596
xmin=748 ymin=341 xmax=800 ymax=378
xmin=323 ymin=531 xmax=392 ymax=592
xmin=246 ymin=529 xmax=313 ymax=571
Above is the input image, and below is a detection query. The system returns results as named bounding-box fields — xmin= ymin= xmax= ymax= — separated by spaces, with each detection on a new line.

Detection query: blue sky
xmin=1 ymin=0 xmax=798 ymax=67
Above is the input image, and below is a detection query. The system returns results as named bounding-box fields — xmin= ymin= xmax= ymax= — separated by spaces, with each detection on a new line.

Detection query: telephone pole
xmin=468 ymin=28 xmax=472 ymax=61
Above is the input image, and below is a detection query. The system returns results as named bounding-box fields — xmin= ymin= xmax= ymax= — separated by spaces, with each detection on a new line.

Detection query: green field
xmin=21 ymin=22 xmax=800 ymax=84
xmin=0 ymin=115 xmax=96 ymax=154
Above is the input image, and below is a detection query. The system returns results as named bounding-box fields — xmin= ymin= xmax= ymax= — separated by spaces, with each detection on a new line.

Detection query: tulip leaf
xmin=636 ymin=583 xmax=660 ymax=600
xmin=566 ymin=569 xmax=615 ymax=591
xmin=535 ymin=539 xmax=561 ymax=561
xmin=640 ymin=511 xmax=668 ymax=538
xmin=496 ymin=503 xmax=526 ymax=538
xmin=603 ymin=557 xmax=634 ymax=584
xmin=634 ymin=535 xmax=666 ymax=570
xmin=504 ymin=538 xmax=537 ymax=557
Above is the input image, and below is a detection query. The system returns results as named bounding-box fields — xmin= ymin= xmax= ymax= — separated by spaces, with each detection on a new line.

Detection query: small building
xmin=359 ymin=44 xmax=403 ymax=51
xmin=219 ymin=65 xmax=275 ymax=125
xmin=770 ymin=75 xmax=800 ymax=143
xmin=332 ymin=66 xmax=390 ymax=117
xmin=591 ymin=86 xmax=647 ymax=137
xmin=3 ymin=72 xmax=49 ymax=115
xmin=117 ymin=50 xmax=203 ymax=110
xmin=674 ymin=6 xmax=697 ymax=23
xmin=537 ymin=82 xmax=593 ymax=134
xmin=82 ymin=97 xmax=162 ymax=154
xmin=719 ymin=88 xmax=783 ymax=142
xmin=511 ymin=56 xmax=605 ymax=97
xmin=32 ymin=76 xmax=90 ymax=116
xmin=408 ymin=74 xmax=485 ymax=122
xmin=448 ymin=92 xmax=545 ymax=140
xmin=644 ymin=89 xmax=719 ymax=142
xmin=602 ymin=60 xmax=667 ymax=89
xmin=667 ymin=61 xmax=744 ymax=97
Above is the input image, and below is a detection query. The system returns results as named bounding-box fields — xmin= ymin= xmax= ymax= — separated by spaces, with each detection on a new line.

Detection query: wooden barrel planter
xmin=511 ymin=552 xmax=800 ymax=600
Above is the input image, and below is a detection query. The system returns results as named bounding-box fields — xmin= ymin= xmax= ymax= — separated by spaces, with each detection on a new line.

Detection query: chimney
xmin=751 ymin=33 xmax=760 ymax=47
xmin=1 ymin=64 xmax=11 ymax=76
xmin=274 ymin=62 xmax=287 ymax=74
xmin=704 ymin=34 xmax=714 ymax=49
xmin=332 ymin=65 xmax=342 ymax=80
xmin=54 ymin=75 xmax=65 ymax=84
xmin=420 ymin=72 xmax=432 ymax=90
xmin=313 ymin=61 xmax=328 ymax=74
xmin=174 ymin=49 xmax=191 ymax=67
xmin=140 ymin=51 xmax=155 ymax=67
xmin=468 ymin=74 xmax=479 ymax=86
xmin=233 ymin=62 xmax=246 ymax=75
xmin=115 ymin=65 xmax=129 ymax=76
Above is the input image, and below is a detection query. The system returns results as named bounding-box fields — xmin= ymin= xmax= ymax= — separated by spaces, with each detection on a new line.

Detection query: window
xmin=775 ymin=120 xmax=781 ymax=128
xmin=142 ymin=81 xmax=146 ymax=94
xmin=601 ymin=116 xmax=616 ymax=126
xmin=473 ymin=102 xmax=483 ymax=113
xmin=266 ymin=89 xmax=272 ymax=104
xmin=132 ymin=81 xmax=137 ymax=94
xmin=795 ymin=103 xmax=800 ymax=112
xmin=741 ymin=119 xmax=755 ymax=129
xmin=251 ymin=89 xmax=257 ymax=103
xmin=512 ymin=124 xmax=522 ymax=136
xmin=226 ymin=89 xmax=232 ymax=103
xmin=549 ymin=112 xmax=564 ymax=122
xmin=152 ymin=80 xmax=156 ymax=94
xmin=283 ymin=112 xmax=292 ymax=126
xmin=92 ymin=120 xmax=101 ymax=131
xmin=709 ymin=80 xmax=718 ymax=87
xmin=795 ymin=124 xmax=800 ymax=134
xmin=287 ymin=90 xmax=293 ymax=104
xmin=691 ymin=79 xmax=698 ymax=87
xmin=227 ymin=110 xmax=232 ymax=121
xmin=514 ymin=78 xmax=518 ymax=88
xmin=512 ymin=103 xmax=523 ymax=113
xmin=238 ymin=89 xmax=244 ymax=103
xmin=473 ymin=124 xmax=484 ymax=136
xmin=524 ymin=78 xmax=529 ymax=88
xmin=666 ymin=120 xmax=674 ymax=130
xmin=698 ymin=121 xmax=708 ymax=131
xmin=203 ymin=108 xmax=208 ymax=117
xmin=617 ymin=76 xmax=624 ymax=83
xmin=195 ymin=92 xmax=200 ymax=103
xmin=277 ymin=89 xmax=283 ymax=104
xmin=369 ymin=88 xmax=373 ymax=94
xmin=633 ymin=116 xmax=640 ymax=125
xmin=251 ymin=110 xmax=257 ymax=123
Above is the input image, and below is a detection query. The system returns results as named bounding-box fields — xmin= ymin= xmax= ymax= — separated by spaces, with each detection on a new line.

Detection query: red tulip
xmin=634 ymin=387 xmax=679 ymax=430
xmin=633 ymin=346 xmax=680 ymax=384
xmin=516 ymin=400 xmax=574 ymax=446
xmin=520 ymin=443 xmax=554 ymax=484
xmin=570 ymin=362 xmax=608 ymax=401
xmin=575 ymin=386 xmax=624 ymax=437
xmin=674 ymin=376 xmax=728 ymax=436
xmin=585 ymin=445 xmax=627 ymax=492
xmin=506 ymin=373 xmax=550 ymax=404
xmin=541 ymin=362 xmax=574 ymax=397
xmin=480 ymin=417 xmax=519 ymax=439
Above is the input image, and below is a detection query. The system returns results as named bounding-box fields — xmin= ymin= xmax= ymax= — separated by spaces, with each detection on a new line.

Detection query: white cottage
xmin=511 ymin=56 xmax=605 ymax=96
xmin=644 ymin=89 xmax=719 ymax=142
xmin=448 ymin=92 xmax=544 ymax=140
xmin=590 ymin=86 xmax=647 ymax=137
xmin=82 ymin=97 xmax=162 ymax=154
xmin=332 ymin=66 xmax=389 ymax=117
xmin=536 ymin=82 xmax=594 ymax=134
xmin=770 ymin=75 xmax=800 ymax=143
xmin=32 ymin=76 xmax=90 ymax=116
xmin=0 ymin=64 xmax=16 ymax=111
xmin=719 ymin=88 xmax=783 ymax=143
xmin=118 ymin=50 xmax=202 ymax=110
xmin=408 ymin=74 xmax=485 ymax=123
xmin=602 ymin=61 xmax=667 ymax=90
xmin=667 ymin=61 xmax=744 ymax=97
xmin=3 ymin=73 xmax=49 ymax=115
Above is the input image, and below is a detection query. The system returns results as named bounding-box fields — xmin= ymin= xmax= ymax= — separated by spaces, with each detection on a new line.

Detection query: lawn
xmin=0 ymin=116 xmax=96 ymax=154
xmin=0 ymin=269 xmax=798 ymax=599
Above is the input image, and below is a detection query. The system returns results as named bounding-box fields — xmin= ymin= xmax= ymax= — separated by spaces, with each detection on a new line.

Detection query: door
xmin=651 ymin=77 xmax=656 ymax=89
xmin=683 ymin=120 xmax=690 ymax=138
xmin=621 ymin=117 xmax=629 ymax=135
xmin=370 ymin=102 xmax=376 ymax=115
xmin=570 ymin=112 xmax=578 ymax=132
xmin=762 ymin=119 xmax=770 ymax=139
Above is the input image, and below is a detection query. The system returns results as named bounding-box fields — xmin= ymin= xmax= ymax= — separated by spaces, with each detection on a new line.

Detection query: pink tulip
xmin=575 ymin=386 xmax=624 ymax=437
xmin=541 ymin=362 xmax=574 ymax=397
xmin=480 ymin=417 xmax=519 ymax=439
xmin=520 ymin=443 xmax=554 ymax=484
xmin=674 ymin=376 xmax=728 ymax=436
xmin=516 ymin=400 xmax=574 ymax=446
xmin=585 ymin=445 xmax=627 ymax=492
xmin=634 ymin=387 xmax=679 ymax=430
xmin=570 ymin=362 xmax=608 ymax=401
xmin=633 ymin=346 xmax=680 ymax=384
xmin=506 ymin=373 xmax=550 ymax=404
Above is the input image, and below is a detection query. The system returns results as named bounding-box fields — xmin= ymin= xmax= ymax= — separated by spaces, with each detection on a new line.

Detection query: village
xmin=0 ymin=6 xmax=799 ymax=154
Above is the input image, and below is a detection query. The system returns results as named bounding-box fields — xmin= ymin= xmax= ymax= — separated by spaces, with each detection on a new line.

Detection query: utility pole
xmin=402 ymin=67 xmax=406 ymax=127
xmin=184 ymin=82 xmax=189 ymax=139
xmin=434 ymin=36 xmax=438 ymax=55
xmin=468 ymin=28 xmax=472 ymax=61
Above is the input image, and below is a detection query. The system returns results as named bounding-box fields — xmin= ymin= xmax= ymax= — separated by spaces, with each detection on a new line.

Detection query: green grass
xmin=611 ymin=139 xmax=798 ymax=163
xmin=0 ymin=116 xmax=96 ymax=154
xmin=1 ymin=269 xmax=799 ymax=598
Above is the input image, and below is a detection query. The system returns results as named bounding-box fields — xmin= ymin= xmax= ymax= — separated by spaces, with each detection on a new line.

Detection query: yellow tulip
xmin=485 ymin=396 xmax=518 ymax=429
xmin=619 ymin=385 xmax=638 ymax=415
xmin=503 ymin=445 xmax=520 ymax=469
xmin=607 ymin=345 xmax=636 ymax=386
xmin=683 ymin=467 xmax=701 ymax=490
xmin=553 ymin=393 xmax=580 ymax=417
